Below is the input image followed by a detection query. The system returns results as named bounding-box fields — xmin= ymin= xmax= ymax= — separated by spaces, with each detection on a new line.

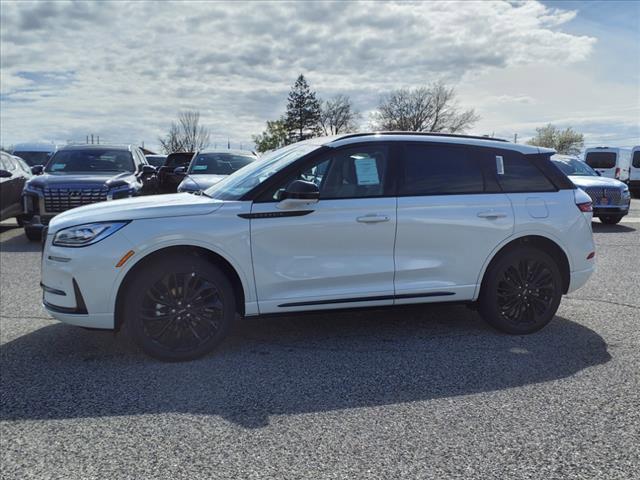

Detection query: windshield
xmin=552 ymin=158 xmax=598 ymax=177
xmin=45 ymin=149 xmax=134 ymax=173
xmin=145 ymin=155 xmax=166 ymax=168
xmin=585 ymin=152 xmax=616 ymax=169
xmin=189 ymin=153 xmax=255 ymax=175
xmin=13 ymin=151 xmax=52 ymax=166
xmin=205 ymin=144 xmax=321 ymax=200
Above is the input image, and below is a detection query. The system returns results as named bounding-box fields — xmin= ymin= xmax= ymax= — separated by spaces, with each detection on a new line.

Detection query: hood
xmin=569 ymin=175 xmax=627 ymax=189
xmin=27 ymin=171 xmax=135 ymax=189
xmin=48 ymin=192 xmax=223 ymax=233
xmin=178 ymin=174 xmax=227 ymax=191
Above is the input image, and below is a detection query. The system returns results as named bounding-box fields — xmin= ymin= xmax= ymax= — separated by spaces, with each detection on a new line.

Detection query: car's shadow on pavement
xmin=0 ymin=225 xmax=39 ymax=253
xmin=0 ymin=305 xmax=610 ymax=428
xmin=592 ymin=222 xmax=636 ymax=233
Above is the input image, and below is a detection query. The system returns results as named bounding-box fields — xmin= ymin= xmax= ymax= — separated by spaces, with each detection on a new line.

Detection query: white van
xmin=630 ymin=146 xmax=640 ymax=196
xmin=584 ymin=147 xmax=632 ymax=182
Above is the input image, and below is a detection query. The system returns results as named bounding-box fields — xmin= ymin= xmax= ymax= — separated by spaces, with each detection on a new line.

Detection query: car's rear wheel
xmin=123 ymin=255 xmax=235 ymax=361
xmin=24 ymin=227 xmax=42 ymax=242
xmin=479 ymin=247 xmax=562 ymax=334
xmin=599 ymin=215 xmax=623 ymax=225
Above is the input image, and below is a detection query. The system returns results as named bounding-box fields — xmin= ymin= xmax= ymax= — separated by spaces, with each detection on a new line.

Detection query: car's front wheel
xmin=24 ymin=227 xmax=42 ymax=242
xmin=123 ymin=254 xmax=235 ymax=361
xmin=599 ymin=215 xmax=623 ymax=225
xmin=479 ymin=247 xmax=562 ymax=334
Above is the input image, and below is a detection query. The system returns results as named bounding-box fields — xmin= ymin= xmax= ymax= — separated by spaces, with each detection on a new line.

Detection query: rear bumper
xmin=568 ymin=265 xmax=595 ymax=293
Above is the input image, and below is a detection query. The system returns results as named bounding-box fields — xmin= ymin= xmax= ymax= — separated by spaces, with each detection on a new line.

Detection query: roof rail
xmin=333 ymin=131 xmax=509 ymax=143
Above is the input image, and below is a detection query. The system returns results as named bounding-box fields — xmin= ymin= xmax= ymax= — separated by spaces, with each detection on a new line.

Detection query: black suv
xmin=22 ymin=144 xmax=156 ymax=241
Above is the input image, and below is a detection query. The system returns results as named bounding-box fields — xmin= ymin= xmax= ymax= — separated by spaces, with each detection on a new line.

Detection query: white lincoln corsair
xmin=41 ymin=133 xmax=596 ymax=360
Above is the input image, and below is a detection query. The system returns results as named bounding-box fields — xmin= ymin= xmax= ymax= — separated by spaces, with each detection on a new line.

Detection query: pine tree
xmin=284 ymin=74 xmax=321 ymax=142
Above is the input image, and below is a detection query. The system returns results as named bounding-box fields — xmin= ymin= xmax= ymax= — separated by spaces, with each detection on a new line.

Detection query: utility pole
xmin=97 ymin=135 xmax=100 ymax=145
xmin=91 ymin=134 xmax=94 ymax=144
xmin=227 ymin=138 xmax=230 ymax=149
xmin=513 ymin=133 xmax=518 ymax=144
xmin=86 ymin=135 xmax=89 ymax=144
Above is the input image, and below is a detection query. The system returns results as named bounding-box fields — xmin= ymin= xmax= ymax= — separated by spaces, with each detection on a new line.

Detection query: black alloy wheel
xmin=479 ymin=247 xmax=562 ymax=334
xmin=124 ymin=255 xmax=235 ymax=361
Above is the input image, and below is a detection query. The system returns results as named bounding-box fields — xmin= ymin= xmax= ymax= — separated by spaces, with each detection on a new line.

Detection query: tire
xmin=479 ymin=246 xmax=562 ymax=335
xmin=599 ymin=215 xmax=623 ymax=225
xmin=16 ymin=216 xmax=25 ymax=227
xmin=123 ymin=254 xmax=236 ymax=361
xmin=24 ymin=227 xmax=42 ymax=242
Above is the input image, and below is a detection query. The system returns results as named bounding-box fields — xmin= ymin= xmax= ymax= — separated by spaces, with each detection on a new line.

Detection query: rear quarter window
xmin=495 ymin=151 xmax=556 ymax=193
xmin=585 ymin=152 xmax=616 ymax=169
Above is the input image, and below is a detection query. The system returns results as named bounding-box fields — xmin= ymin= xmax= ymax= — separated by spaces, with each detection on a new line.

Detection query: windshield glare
xmin=45 ymin=149 xmax=134 ymax=173
xmin=552 ymin=158 xmax=597 ymax=177
xmin=205 ymin=144 xmax=321 ymax=200
xmin=189 ymin=153 xmax=255 ymax=175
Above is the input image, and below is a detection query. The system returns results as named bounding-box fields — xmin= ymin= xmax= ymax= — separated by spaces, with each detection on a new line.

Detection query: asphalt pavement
xmin=1 ymin=200 xmax=639 ymax=479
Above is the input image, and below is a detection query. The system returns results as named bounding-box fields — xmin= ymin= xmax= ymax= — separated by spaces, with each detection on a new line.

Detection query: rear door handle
xmin=357 ymin=214 xmax=390 ymax=223
xmin=477 ymin=211 xmax=508 ymax=219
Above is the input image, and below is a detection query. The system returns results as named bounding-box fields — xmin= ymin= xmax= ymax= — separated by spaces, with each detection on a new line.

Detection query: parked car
xmin=629 ymin=146 xmax=640 ymax=197
xmin=22 ymin=144 xmax=156 ymax=241
xmin=177 ymin=150 xmax=257 ymax=193
xmin=145 ymin=154 xmax=167 ymax=168
xmin=0 ymin=152 xmax=32 ymax=223
xmin=156 ymin=152 xmax=193 ymax=193
xmin=11 ymin=142 xmax=57 ymax=167
xmin=552 ymin=154 xmax=631 ymax=224
xmin=41 ymin=132 xmax=595 ymax=361
xmin=584 ymin=147 xmax=632 ymax=182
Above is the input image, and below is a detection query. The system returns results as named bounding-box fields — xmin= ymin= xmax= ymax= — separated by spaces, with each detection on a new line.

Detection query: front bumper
xmin=593 ymin=205 xmax=629 ymax=216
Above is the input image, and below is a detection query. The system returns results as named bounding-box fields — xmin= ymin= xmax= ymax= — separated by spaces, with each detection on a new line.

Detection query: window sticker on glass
xmin=51 ymin=163 xmax=65 ymax=171
xmin=193 ymin=165 xmax=207 ymax=171
xmin=496 ymin=155 xmax=505 ymax=175
xmin=354 ymin=156 xmax=380 ymax=185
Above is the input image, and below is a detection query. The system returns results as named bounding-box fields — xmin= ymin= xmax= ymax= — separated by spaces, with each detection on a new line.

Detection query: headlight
xmin=24 ymin=183 xmax=43 ymax=194
xmin=52 ymin=221 xmax=129 ymax=247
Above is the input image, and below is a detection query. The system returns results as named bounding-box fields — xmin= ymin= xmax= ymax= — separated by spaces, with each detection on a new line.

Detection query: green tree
xmin=527 ymin=124 xmax=584 ymax=155
xmin=252 ymin=118 xmax=289 ymax=153
xmin=285 ymin=74 xmax=321 ymax=141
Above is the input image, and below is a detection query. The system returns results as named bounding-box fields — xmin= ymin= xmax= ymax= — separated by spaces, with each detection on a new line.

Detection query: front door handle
xmin=357 ymin=214 xmax=390 ymax=223
xmin=477 ymin=211 xmax=508 ymax=219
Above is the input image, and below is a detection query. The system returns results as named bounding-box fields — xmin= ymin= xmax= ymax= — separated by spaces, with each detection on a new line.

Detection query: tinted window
xmin=46 ymin=149 xmax=134 ymax=173
xmin=145 ymin=155 xmax=166 ymax=167
xmin=496 ymin=152 xmax=555 ymax=192
xmin=266 ymin=145 xmax=390 ymax=200
xmin=633 ymin=151 xmax=640 ymax=168
xmin=399 ymin=144 xmax=484 ymax=196
xmin=12 ymin=151 xmax=51 ymax=166
xmin=189 ymin=153 xmax=255 ymax=175
xmin=585 ymin=152 xmax=616 ymax=169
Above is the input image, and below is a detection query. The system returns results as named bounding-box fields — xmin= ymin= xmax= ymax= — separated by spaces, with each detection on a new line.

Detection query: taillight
xmin=615 ymin=167 xmax=620 ymax=179
xmin=577 ymin=201 xmax=593 ymax=212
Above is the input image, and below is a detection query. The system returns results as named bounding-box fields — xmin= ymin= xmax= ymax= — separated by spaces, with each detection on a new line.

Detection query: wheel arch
xmin=114 ymin=245 xmax=247 ymax=331
xmin=475 ymin=234 xmax=571 ymax=300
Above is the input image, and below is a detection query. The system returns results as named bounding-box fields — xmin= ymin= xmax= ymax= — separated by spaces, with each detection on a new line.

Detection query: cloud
xmin=0 ymin=0 xmax=612 ymax=150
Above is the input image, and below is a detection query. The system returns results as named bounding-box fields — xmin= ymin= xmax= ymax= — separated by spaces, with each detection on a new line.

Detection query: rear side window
xmin=399 ymin=144 xmax=484 ymax=196
xmin=496 ymin=151 xmax=556 ymax=192
xmin=633 ymin=151 xmax=640 ymax=168
xmin=585 ymin=152 xmax=616 ymax=169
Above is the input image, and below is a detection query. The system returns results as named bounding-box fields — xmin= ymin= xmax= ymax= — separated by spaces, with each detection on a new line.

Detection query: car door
xmin=394 ymin=143 xmax=515 ymax=303
xmin=249 ymin=143 xmax=397 ymax=313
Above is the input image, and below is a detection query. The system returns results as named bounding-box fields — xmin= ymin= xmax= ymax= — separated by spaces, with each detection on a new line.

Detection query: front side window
xmin=45 ymin=149 xmax=134 ymax=173
xmin=263 ymin=145 xmax=390 ymax=201
xmin=189 ymin=153 xmax=255 ymax=175
xmin=399 ymin=144 xmax=484 ymax=196
xmin=585 ymin=152 xmax=616 ymax=169
xmin=496 ymin=151 xmax=556 ymax=192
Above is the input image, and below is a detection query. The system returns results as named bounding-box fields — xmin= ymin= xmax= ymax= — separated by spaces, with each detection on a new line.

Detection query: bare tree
xmin=371 ymin=82 xmax=479 ymax=133
xmin=159 ymin=110 xmax=211 ymax=153
xmin=319 ymin=95 xmax=360 ymax=136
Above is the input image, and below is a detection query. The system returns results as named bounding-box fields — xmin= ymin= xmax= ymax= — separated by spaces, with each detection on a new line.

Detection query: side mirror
xmin=141 ymin=165 xmax=156 ymax=175
xmin=277 ymin=180 xmax=320 ymax=209
xmin=173 ymin=166 xmax=187 ymax=175
xmin=0 ymin=169 xmax=12 ymax=178
xmin=31 ymin=165 xmax=44 ymax=175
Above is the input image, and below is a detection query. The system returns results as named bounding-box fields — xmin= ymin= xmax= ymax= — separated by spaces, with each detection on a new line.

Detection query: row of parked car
xmin=0 ymin=143 xmax=257 ymax=240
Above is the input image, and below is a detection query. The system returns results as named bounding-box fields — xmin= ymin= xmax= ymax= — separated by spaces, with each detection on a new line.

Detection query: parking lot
xmin=0 ymin=201 xmax=638 ymax=479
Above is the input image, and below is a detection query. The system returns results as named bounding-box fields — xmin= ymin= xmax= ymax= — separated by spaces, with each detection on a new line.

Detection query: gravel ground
xmin=1 ymin=200 xmax=639 ymax=480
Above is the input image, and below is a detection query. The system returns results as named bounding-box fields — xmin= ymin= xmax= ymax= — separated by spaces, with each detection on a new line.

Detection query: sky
xmin=1 ymin=0 xmax=638 ymax=152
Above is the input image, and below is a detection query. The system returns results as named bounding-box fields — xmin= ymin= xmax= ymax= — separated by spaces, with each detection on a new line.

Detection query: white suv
xmin=41 ymin=133 xmax=596 ymax=360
